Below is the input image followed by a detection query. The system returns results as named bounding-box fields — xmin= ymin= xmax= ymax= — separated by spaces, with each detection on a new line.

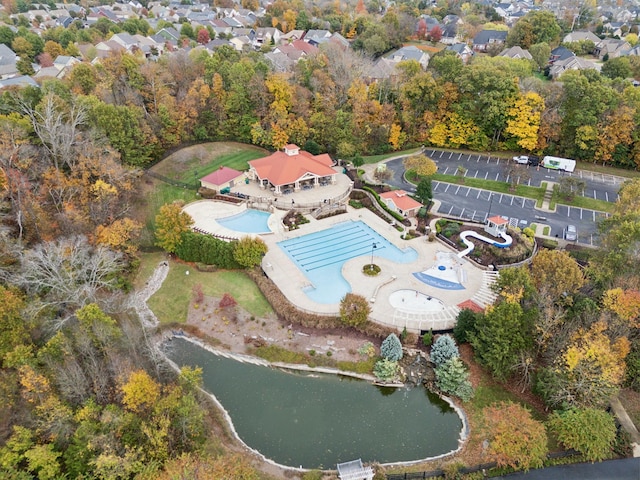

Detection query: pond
xmin=165 ymin=337 xmax=464 ymax=469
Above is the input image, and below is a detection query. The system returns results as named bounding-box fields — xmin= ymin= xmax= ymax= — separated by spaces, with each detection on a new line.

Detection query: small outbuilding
xmin=379 ymin=189 xmax=423 ymax=217
xmin=485 ymin=215 xmax=509 ymax=237
xmin=199 ymin=166 xmax=245 ymax=192
xmin=337 ymin=459 xmax=374 ymax=480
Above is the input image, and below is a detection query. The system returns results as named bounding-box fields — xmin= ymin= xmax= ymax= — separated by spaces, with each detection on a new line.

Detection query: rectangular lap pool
xmin=277 ymin=221 xmax=417 ymax=304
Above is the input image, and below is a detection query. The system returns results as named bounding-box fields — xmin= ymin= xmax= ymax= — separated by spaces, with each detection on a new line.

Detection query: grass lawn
xmin=576 ymin=161 xmax=640 ymax=179
xmin=142 ymin=256 xmax=273 ymax=323
xmin=429 ymin=173 xmax=547 ymax=204
xmin=550 ymin=188 xmax=615 ymax=214
xmin=151 ymin=142 xmax=267 ymax=182
xmin=361 ymin=147 xmax=422 ymax=164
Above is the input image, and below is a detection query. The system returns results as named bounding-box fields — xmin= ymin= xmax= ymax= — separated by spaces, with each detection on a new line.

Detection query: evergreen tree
xmin=430 ymin=334 xmax=459 ymax=367
xmin=380 ymin=333 xmax=403 ymax=361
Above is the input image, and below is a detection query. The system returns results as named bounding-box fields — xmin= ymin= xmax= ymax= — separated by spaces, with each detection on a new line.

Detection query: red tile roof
xmin=248 ymin=149 xmax=335 ymax=186
xmin=488 ymin=215 xmax=509 ymax=225
xmin=379 ymin=190 xmax=422 ymax=211
xmin=457 ymin=299 xmax=484 ymax=313
xmin=200 ymin=166 xmax=243 ymax=186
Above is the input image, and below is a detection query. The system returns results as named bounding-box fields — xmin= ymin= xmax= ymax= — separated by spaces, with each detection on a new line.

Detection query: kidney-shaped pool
xmin=165 ymin=337 xmax=464 ymax=469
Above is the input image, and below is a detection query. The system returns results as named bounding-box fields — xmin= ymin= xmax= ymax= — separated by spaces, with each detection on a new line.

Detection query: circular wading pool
xmin=389 ymin=289 xmax=445 ymax=312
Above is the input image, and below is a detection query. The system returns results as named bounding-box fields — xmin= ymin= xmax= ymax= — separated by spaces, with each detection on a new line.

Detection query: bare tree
xmin=320 ymin=42 xmax=373 ymax=106
xmin=20 ymin=94 xmax=87 ymax=171
xmin=7 ymin=235 xmax=125 ymax=327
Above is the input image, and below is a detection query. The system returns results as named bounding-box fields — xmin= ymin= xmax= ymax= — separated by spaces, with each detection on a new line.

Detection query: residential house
xmin=199 ymin=166 xmax=245 ymax=192
xmin=274 ymin=39 xmax=319 ymax=61
xmin=254 ymin=27 xmax=282 ymax=48
xmin=264 ymin=51 xmax=295 ymax=72
xmin=440 ymin=23 xmax=461 ymax=45
xmin=594 ymin=38 xmax=631 ymax=59
xmin=549 ymin=56 xmax=599 ymax=79
xmin=247 ymin=144 xmax=337 ymax=195
xmin=472 ymin=30 xmax=508 ymax=52
xmin=0 ymin=44 xmax=19 ymax=80
xmin=562 ymin=30 xmax=600 ymax=44
xmin=280 ymin=30 xmax=305 ymax=43
xmin=499 ymin=46 xmax=533 ymax=60
xmin=0 ymin=75 xmax=39 ymax=89
xmin=379 ymin=190 xmax=422 ymax=218
xmin=549 ymin=46 xmax=575 ymax=64
xmin=229 ymin=35 xmax=252 ymax=51
xmin=389 ymin=45 xmax=429 ymax=69
xmin=446 ymin=43 xmax=474 ymax=64
xmin=365 ymin=57 xmax=398 ymax=83
xmin=304 ymin=29 xmax=332 ymax=46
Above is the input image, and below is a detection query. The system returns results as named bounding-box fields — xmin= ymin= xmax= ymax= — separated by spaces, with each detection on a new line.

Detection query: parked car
xmin=564 ymin=225 xmax=577 ymax=241
xmin=512 ymin=155 xmax=529 ymax=164
xmin=528 ymin=156 xmax=540 ymax=167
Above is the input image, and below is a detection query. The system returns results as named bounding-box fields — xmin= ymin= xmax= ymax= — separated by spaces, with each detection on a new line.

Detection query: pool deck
xmin=261 ymin=207 xmax=496 ymax=332
xmin=184 ymin=199 xmax=498 ymax=332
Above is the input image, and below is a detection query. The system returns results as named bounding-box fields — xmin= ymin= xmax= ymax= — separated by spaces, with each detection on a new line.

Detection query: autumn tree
xmin=537 ymin=321 xmax=630 ymax=408
xmin=121 ymin=369 xmax=161 ymax=414
xmin=0 ymin=285 xmax=29 ymax=361
xmin=548 ymin=408 xmax=617 ymax=461
xmin=530 ymin=249 xmax=585 ymax=306
xmin=154 ymin=202 xmax=193 ymax=254
xmin=602 ymin=288 xmax=640 ymax=328
xmin=95 ymin=218 xmax=142 ymax=256
xmin=481 ymin=402 xmax=548 ymax=471
xmin=232 ymin=236 xmax=268 ymax=268
xmin=9 ymin=235 xmax=125 ymax=323
xmin=403 ymin=154 xmax=437 ymax=177
xmin=504 ymin=92 xmax=544 ymax=152
xmin=339 ymin=293 xmax=370 ymax=327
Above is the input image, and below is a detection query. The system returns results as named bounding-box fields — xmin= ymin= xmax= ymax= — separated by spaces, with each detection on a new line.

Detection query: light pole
xmin=370 ymin=242 xmax=377 ymax=271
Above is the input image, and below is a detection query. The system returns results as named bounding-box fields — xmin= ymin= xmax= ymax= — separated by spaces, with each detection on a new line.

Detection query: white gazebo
xmin=337 ymin=459 xmax=374 ymax=480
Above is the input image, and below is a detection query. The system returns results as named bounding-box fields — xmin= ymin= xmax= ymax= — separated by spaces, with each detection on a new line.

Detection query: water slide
xmin=457 ymin=230 xmax=512 ymax=258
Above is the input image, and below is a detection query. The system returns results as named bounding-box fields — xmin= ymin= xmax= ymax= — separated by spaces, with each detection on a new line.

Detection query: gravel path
xmin=130 ymin=260 xmax=169 ymax=328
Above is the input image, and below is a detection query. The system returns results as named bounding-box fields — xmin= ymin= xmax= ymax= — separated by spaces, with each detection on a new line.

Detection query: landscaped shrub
xmin=442 ymin=222 xmax=461 ymax=238
xmin=373 ymin=358 xmax=398 ymax=382
xmin=522 ymin=227 xmax=535 ymax=239
xmin=218 ymin=293 xmax=237 ymax=309
xmin=453 ymin=309 xmax=477 ymax=344
xmin=380 ymin=333 xmax=403 ymax=361
xmin=422 ymin=330 xmax=433 ymax=347
xmin=175 ymin=231 xmax=240 ymax=268
xmin=339 ymin=293 xmax=371 ymax=328
xmin=358 ymin=342 xmax=376 ymax=358
xmin=547 ymin=408 xmax=617 ymax=462
xmin=233 ymin=236 xmax=268 ymax=268
xmin=435 ymin=357 xmax=474 ymax=402
xmin=430 ymin=334 xmax=459 ymax=367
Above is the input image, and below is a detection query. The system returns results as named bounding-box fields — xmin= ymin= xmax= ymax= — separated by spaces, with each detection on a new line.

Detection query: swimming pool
xmin=278 ymin=221 xmax=418 ymax=304
xmin=216 ymin=209 xmax=271 ymax=234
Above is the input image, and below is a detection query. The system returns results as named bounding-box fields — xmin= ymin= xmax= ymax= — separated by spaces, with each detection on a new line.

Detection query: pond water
xmin=165 ymin=337 xmax=463 ymax=469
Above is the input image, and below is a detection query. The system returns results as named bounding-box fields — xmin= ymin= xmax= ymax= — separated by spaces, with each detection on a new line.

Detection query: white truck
xmin=542 ymin=156 xmax=576 ymax=172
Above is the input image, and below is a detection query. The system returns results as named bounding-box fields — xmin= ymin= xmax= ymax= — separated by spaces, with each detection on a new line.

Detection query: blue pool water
xmin=217 ymin=209 xmax=271 ymax=234
xmin=278 ymin=221 xmax=418 ymax=304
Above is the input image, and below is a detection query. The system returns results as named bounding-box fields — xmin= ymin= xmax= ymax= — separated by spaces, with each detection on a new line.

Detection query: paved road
xmin=383 ymin=153 xmax=613 ymax=246
xmin=495 ymin=457 xmax=640 ymax=479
